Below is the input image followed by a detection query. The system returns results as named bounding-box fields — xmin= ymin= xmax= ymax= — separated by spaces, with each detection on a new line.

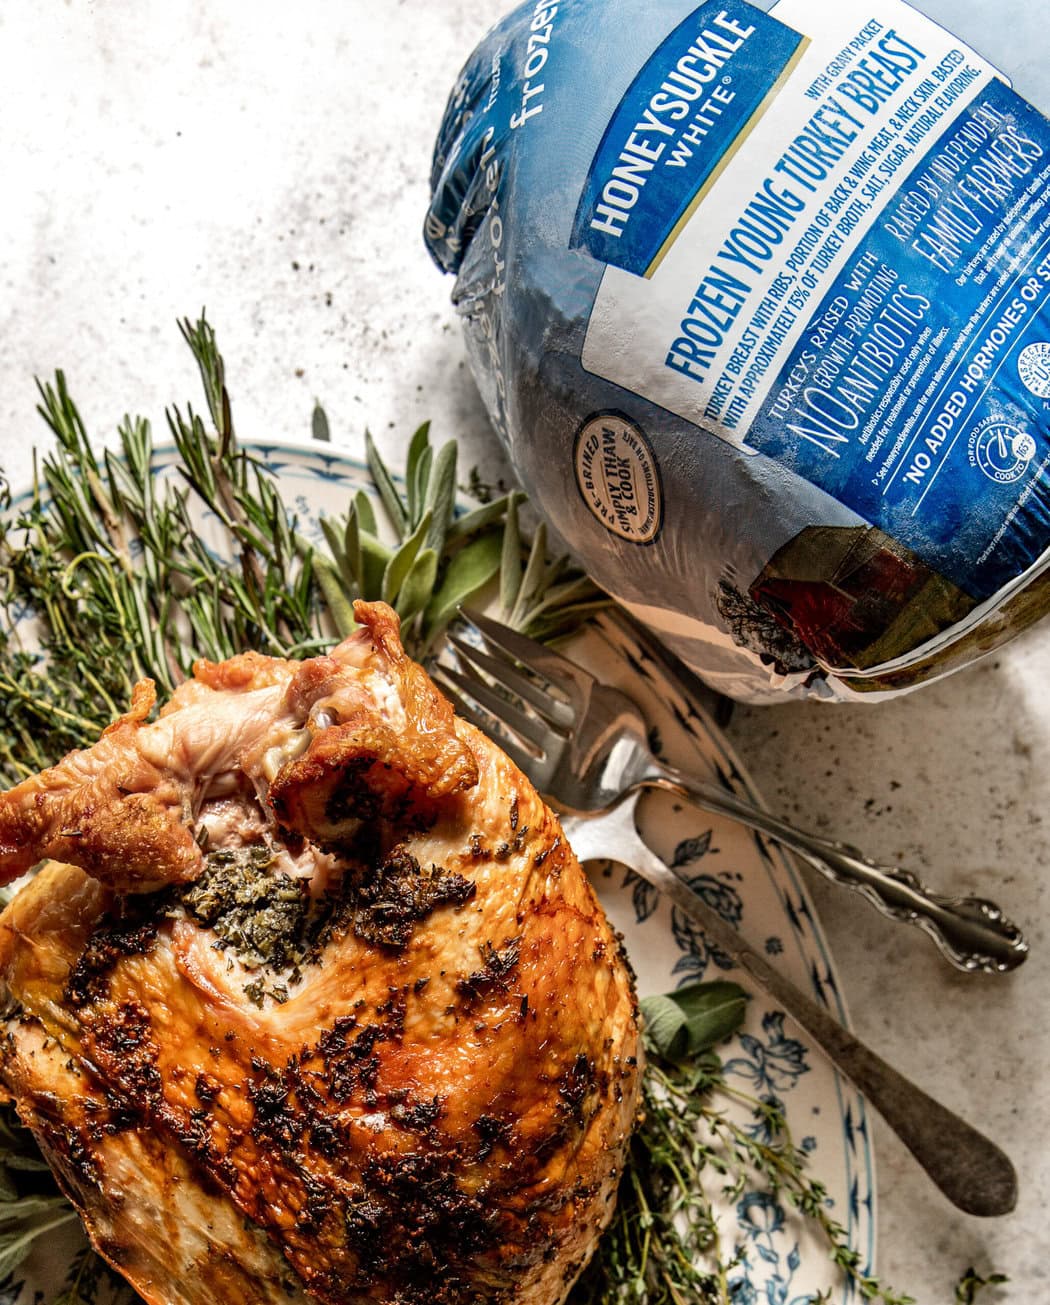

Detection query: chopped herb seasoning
xmin=455 ymin=939 xmax=521 ymax=1004
xmin=351 ymin=849 xmax=475 ymax=951
xmin=179 ymin=845 xmax=310 ymax=972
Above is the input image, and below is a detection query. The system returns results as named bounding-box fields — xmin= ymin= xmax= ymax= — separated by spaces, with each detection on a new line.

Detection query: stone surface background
xmin=0 ymin=1 xmax=1044 ymax=1299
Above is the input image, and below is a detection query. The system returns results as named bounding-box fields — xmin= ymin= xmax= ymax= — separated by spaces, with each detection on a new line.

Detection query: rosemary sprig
xmin=0 ymin=328 xmax=326 ymax=784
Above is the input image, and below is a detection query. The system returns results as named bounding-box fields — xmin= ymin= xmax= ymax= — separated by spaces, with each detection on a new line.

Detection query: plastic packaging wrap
xmin=427 ymin=0 xmax=1050 ymax=700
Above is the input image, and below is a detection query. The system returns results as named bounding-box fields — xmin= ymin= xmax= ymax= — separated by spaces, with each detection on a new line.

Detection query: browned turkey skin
xmin=0 ymin=601 xmax=641 ymax=1305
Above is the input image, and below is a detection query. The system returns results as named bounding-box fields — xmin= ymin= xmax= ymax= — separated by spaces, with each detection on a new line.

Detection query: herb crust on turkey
xmin=0 ymin=599 xmax=641 ymax=1305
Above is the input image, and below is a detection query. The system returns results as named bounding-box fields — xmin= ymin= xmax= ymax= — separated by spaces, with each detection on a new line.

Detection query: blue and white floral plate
xmin=6 ymin=441 xmax=874 ymax=1305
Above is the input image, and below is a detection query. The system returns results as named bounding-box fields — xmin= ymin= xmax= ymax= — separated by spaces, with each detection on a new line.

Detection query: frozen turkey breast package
xmin=426 ymin=0 xmax=1050 ymax=701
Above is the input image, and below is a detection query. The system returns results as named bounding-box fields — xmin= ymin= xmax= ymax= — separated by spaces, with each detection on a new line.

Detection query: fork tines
xmin=456 ymin=609 xmax=590 ymax=697
xmin=431 ymin=611 xmax=572 ymax=775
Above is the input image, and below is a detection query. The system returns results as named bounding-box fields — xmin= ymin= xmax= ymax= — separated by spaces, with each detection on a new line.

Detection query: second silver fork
xmin=434 ymin=609 xmax=1027 ymax=975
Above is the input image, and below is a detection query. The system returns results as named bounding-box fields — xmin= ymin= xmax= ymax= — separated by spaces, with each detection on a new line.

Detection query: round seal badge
xmin=967 ymin=417 xmax=1036 ymax=485
xmin=573 ymin=412 xmax=662 ymax=544
xmin=1018 ymin=342 xmax=1050 ymax=400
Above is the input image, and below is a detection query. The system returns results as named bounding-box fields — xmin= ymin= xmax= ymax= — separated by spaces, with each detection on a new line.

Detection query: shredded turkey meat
xmin=0 ymin=600 xmax=641 ymax=1305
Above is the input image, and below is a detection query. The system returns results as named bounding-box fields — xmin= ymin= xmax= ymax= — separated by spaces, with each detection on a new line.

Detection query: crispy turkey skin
xmin=0 ymin=601 xmax=641 ymax=1305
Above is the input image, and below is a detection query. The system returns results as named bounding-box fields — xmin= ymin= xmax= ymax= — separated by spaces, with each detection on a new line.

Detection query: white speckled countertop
xmin=0 ymin=1 xmax=1044 ymax=1300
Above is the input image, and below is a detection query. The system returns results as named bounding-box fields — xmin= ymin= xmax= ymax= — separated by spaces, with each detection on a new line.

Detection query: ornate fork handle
xmin=564 ymin=797 xmax=1018 ymax=1218
xmin=640 ymin=763 xmax=1028 ymax=974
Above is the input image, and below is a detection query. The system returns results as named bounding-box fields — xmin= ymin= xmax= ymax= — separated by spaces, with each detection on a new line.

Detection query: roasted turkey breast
xmin=0 ymin=601 xmax=641 ymax=1304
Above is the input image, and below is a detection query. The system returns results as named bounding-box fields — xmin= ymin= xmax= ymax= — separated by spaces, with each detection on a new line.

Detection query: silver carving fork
xmin=432 ymin=609 xmax=1019 ymax=1217
xmin=436 ymin=611 xmax=1027 ymax=975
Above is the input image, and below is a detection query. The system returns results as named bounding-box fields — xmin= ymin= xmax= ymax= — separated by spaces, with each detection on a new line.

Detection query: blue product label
xmin=748 ymin=78 xmax=1050 ymax=599
xmin=569 ymin=0 xmax=806 ymax=278
xmin=580 ymin=0 xmax=1050 ymax=612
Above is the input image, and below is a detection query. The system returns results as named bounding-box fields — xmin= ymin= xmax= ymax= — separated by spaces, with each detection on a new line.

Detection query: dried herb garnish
xmin=179 ymin=845 xmax=310 ymax=973
xmin=177 ymin=843 xmax=477 ymax=987
xmin=350 ymin=849 xmax=475 ymax=951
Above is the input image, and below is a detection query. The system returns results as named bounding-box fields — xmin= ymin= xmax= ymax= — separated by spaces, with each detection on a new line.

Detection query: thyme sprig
xmin=954 ymin=1267 xmax=1009 ymax=1304
xmin=0 ymin=319 xmax=915 ymax=1305
xmin=568 ymin=988 xmax=915 ymax=1305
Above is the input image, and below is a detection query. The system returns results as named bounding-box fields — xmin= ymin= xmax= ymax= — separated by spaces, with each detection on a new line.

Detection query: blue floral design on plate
xmin=724 ymin=1011 xmax=812 ymax=1097
xmin=671 ymin=871 xmax=745 ymax=980
xmin=732 ymin=1195 xmax=815 ymax=1305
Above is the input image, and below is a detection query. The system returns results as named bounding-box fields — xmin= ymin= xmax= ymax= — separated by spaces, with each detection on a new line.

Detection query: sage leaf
xmin=353 ymin=489 xmax=378 ymax=536
xmin=423 ymin=439 xmax=458 ymax=558
xmin=517 ymin=575 xmax=607 ymax=632
xmin=0 ymin=1194 xmax=72 ymax=1225
xmin=319 ymin=516 xmax=357 ymax=594
xmin=3 ymin=1153 xmax=49 ymax=1173
xmin=405 ymin=421 xmax=431 ymax=527
xmin=0 ymin=1205 xmax=78 ymax=1279
xmin=396 ymin=548 xmax=439 ymax=624
xmin=313 ymin=556 xmax=358 ymax=638
xmin=640 ymin=995 xmax=690 ymax=1061
xmin=382 ymin=511 xmax=432 ymax=606
xmin=359 ymin=531 xmax=392 ymax=598
xmin=423 ymin=532 xmax=504 ymax=640
xmin=410 ymin=445 xmax=433 ymax=531
xmin=0 ymin=1229 xmax=35 ymax=1280
xmin=641 ymin=980 xmax=749 ymax=1059
xmin=523 ymin=598 xmax=612 ymax=642
xmin=510 ymin=521 xmax=548 ymax=627
xmin=364 ymin=429 xmax=408 ymax=539
xmin=446 ymin=490 xmax=525 ymax=544
xmin=499 ymin=495 xmax=522 ymax=615
xmin=343 ymin=506 xmax=363 ymax=592
xmin=319 ymin=516 xmax=343 ymax=558
xmin=311 ymin=402 xmax=331 ymax=443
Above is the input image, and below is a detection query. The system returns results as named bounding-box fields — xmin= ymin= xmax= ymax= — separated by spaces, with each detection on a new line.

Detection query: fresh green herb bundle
xmin=314 ymin=423 xmax=608 ymax=656
xmin=0 ymin=320 xmax=916 ymax=1305
xmin=0 ymin=320 xmax=323 ymax=784
xmin=572 ymin=986 xmax=919 ymax=1305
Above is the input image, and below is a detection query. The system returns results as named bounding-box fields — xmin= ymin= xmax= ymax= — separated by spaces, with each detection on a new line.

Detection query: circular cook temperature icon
xmin=968 ymin=418 xmax=1037 ymax=485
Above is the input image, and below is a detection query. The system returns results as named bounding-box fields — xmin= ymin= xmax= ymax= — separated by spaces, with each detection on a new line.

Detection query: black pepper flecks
xmin=472 ymin=1114 xmax=510 ymax=1160
xmin=65 ymin=898 xmax=168 ymax=1007
xmin=455 ymin=940 xmax=521 ymax=1005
